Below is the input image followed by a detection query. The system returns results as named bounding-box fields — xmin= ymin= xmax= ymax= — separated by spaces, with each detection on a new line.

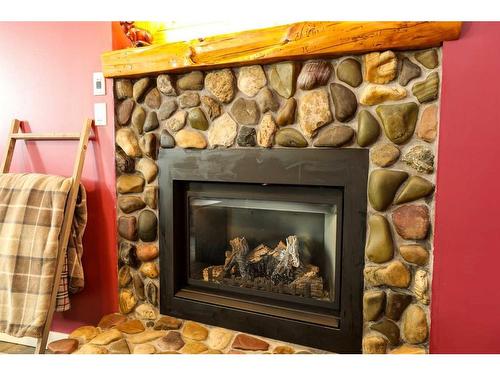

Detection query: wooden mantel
xmin=101 ymin=21 xmax=461 ymax=78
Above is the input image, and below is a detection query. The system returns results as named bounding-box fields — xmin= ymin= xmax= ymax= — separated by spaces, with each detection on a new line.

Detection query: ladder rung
xmin=11 ymin=133 xmax=82 ymax=140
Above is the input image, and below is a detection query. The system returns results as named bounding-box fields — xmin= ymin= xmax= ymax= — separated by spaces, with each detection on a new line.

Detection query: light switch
xmin=94 ymin=102 xmax=107 ymax=126
xmin=93 ymin=72 xmax=106 ymax=96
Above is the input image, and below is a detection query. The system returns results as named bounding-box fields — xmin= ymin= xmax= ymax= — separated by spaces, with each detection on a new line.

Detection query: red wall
xmin=431 ymin=22 xmax=500 ymax=353
xmin=0 ymin=22 xmax=118 ymax=332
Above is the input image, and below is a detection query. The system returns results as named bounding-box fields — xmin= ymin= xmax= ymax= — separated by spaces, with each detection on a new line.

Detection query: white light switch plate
xmin=94 ymin=102 xmax=107 ymax=126
xmin=93 ymin=72 xmax=106 ymax=95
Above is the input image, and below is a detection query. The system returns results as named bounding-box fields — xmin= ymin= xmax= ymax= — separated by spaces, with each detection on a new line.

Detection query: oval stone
xmin=131 ymin=105 xmax=146 ymax=133
xmin=118 ymin=216 xmax=137 ymax=241
xmin=117 ymin=175 xmax=145 ymax=194
xmin=399 ymin=244 xmax=429 ymax=266
xmin=313 ymin=126 xmax=354 ymax=147
xmin=136 ymin=158 xmax=158 ymax=183
xmin=337 ymin=58 xmax=362 ymax=87
xmin=370 ymin=143 xmax=400 ymax=167
xmin=357 ymin=110 xmax=380 ymax=147
xmin=392 ymin=204 xmax=430 ymax=240
xmin=366 ymin=214 xmax=394 ymax=263
xmin=368 ymin=169 xmax=408 ymax=211
xmin=402 ymin=304 xmax=428 ymax=344
xmin=145 ymin=88 xmax=161 ymax=109
xmin=175 ymin=129 xmax=207 ymax=149
xmin=133 ymin=78 xmax=150 ymax=101
xmin=205 ymin=69 xmax=235 ymax=103
xmin=231 ymin=97 xmax=260 ymax=125
xmin=144 ymin=111 xmax=159 ymax=132
xmin=275 ymin=128 xmax=308 ymax=148
xmin=137 ymin=244 xmax=159 ymax=262
xmin=117 ymin=98 xmax=134 ymax=125
xmin=118 ymin=196 xmax=146 ymax=213
xmin=138 ymin=210 xmax=158 ymax=242
xmin=177 ymin=71 xmax=204 ymax=91
xmin=330 ymin=83 xmax=357 ymax=122
xmin=178 ymin=92 xmax=200 ymax=108
xmin=297 ymin=60 xmax=333 ymax=90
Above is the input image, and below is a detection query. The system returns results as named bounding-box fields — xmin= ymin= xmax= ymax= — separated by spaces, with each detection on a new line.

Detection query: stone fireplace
xmin=112 ymin=22 xmax=450 ymax=353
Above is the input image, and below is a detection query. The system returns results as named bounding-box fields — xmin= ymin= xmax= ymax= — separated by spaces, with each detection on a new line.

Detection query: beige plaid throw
xmin=0 ymin=173 xmax=87 ymax=338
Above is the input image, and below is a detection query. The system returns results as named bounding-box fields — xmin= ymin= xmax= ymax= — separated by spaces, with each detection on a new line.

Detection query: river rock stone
xmin=363 ymin=51 xmax=398 ymax=84
xmin=133 ymin=273 xmax=145 ymax=300
xmin=115 ymin=79 xmax=133 ymax=99
xmin=117 ymin=319 xmax=145 ymax=334
xmin=232 ymin=334 xmax=269 ymax=351
xmin=69 ymin=326 xmax=100 ymax=344
xmin=158 ymin=99 xmax=178 ymax=120
xmin=117 ymin=128 xmax=142 ymax=157
xmin=138 ymin=210 xmax=157 ymax=242
xmin=117 ymin=99 xmax=134 ymax=125
xmin=371 ymin=319 xmax=400 ymax=346
xmin=415 ymin=49 xmax=439 ymax=69
xmin=237 ymin=126 xmax=256 ymax=147
xmin=118 ymin=265 xmax=131 ymax=287
xmin=48 ymin=338 xmax=79 ymax=354
xmin=157 ymin=331 xmax=185 ymax=351
xmin=257 ymin=113 xmax=277 ymax=147
xmin=145 ymin=88 xmax=161 ymax=109
xmin=139 ymin=133 xmax=158 ymax=159
xmin=117 ymin=175 xmax=145 ymax=194
xmin=75 ymin=344 xmax=109 ymax=354
xmin=360 ymin=85 xmax=407 ymax=105
xmin=376 ymin=102 xmax=419 ymax=144
xmin=313 ymin=126 xmax=354 ymax=147
xmin=164 ymin=111 xmax=187 ymax=132
xmin=182 ymin=321 xmax=209 ymax=341
xmin=399 ymin=58 xmax=421 ymax=86
xmin=98 ymin=313 xmax=128 ymax=329
xmin=399 ymin=245 xmax=429 ymax=266
xmin=205 ymin=69 xmax=235 ymax=103
xmin=231 ymin=98 xmax=260 ymax=125
xmin=207 ymin=328 xmax=233 ymax=350
xmin=180 ymin=342 xmax=208 ymax=354
xmin=143 ymin=111 xmax=159 ymax=132
xmin=119 ymin=289 xmax=137 ymax=314
xmin=298 ymin=88 xmax=332 ymax=137
xmin=160 ymin=130 xmax=175 ymax=148
xmin=389 ymin=345 xmax=426 ymax=354
xmin=178 ymin=92 xmax=200 ymax=108
xmin=133 ymin=343 xmax=156 ymax=354
xmin=144 ymin=186 xmax=157 ymax=209
xmin=363 ymin=290 xmax=385 ymax=321
xmin=118 ymin=216 xmax=137 ymax=241
xmin=412 ymin=72 xmax=439 ymax=103
xmin=364 ymin=260 xmax=411 ymax=288
xmin=175 ymin=129 xmax=207 ymax=149
xmin=116 ymin=149 xmax=135 ymax=174
xmin=330 ymin=83 xmax=357 ymax=122
xmin=275 ymin=128 xmax=307 ymax=147
xmin=145 ymin=280 xmax=158 ymax=306
xmin=362 ymin=335 xmax=387 ymax=354
xmin=238 ymin=65 xmax=267 ymax=97
xmin=128 ymin=330 xmax=166 ymax=345
xmin=137 ymin=244 xmax=159 ymax=262
xmin=386 ymin=291 xmax=413 ymax=321
xmin=131 ymin=106 xmax=146 ymax=133
xmin=371 ymin=143 xmax=400 ymax=167
xmin=133 ymin=78 xmax=150 ymax=101
xmin=256 ymin=87 xmax=279 ymax=113
xmin=118 ymin=196 xmax=145 ymax=213
xmin=177 ymin=71 xmax=204 ymax=91
xmin=402 ymin=304 xmax=428 ymax=344
xmin=119 ymin=242 xmax=139 ymax=268
xmin=297 ymin=60 xmax=332 ymax=90
xmin=357 ymin=110 xmax=380 ymax=147
xmin=136 ymin=158 xmax=158 ymax=183
xmin=276 ymin=98 xmax=296 ymax=126
xmin=368 ymin=169 xmax=408 ymax=211
xmin=394 ymin=176 xmax=435 ymax=204
xmin=157 ymin=74 xmax=176 ymax=96
xmin=273 ymin=346 xmax=295 ymax=354
xmin=208 ymin=112 xmax=238 ymax=147
xmin=366 ymin=214 xmax=394 ymax=263
xmin=140 ymin=262 xmax=158 ymax=279
xmin=392 ymin=204 xmax=430 ymax=240
xmin=269 ymin=61 xmax=299 ymax=98
xmin=135 ymin=303 xmax=158 ymax=320
xmin=154 ymin=316 xmax=182 ymax=330
xmin=417 ymin=105 xmax=438 ymax=142
xmin=337 ymin=58 xmax=362 ymax=87
xmin=201 ymin=95 xmax=222 ymax=120
xmin=403 ymin=145 xmax=434 ymax=173
xmin=188 ymin=107 xmax=209 ymax=130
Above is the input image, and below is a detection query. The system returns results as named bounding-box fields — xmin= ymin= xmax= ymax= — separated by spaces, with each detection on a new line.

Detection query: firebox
xmin=158 ymin=148 xmax=368 ymax=353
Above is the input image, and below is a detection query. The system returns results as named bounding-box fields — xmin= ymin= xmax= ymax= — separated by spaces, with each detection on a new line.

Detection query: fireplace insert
xmin=159 ymin=148 xmax=368 ymax=353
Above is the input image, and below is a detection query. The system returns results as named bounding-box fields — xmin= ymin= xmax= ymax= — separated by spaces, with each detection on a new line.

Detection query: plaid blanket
xmin=0 ymin=173 xmax=87 ymax=338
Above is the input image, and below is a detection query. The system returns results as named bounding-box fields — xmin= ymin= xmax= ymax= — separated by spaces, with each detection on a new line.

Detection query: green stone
xmin=366 ymin=214 xmax=394 ymax=263
xmin=363 ymin=290 xmax=385 ymax=321
xmin=138 ymin=210 xmax=158 ymax=242
xmin=371 ymin=319 xmax=400 ymax=346
xmin=117 ymin=175 xmax=145 ymax=194
xmin=368 ymin=169 xmax=408 ymax=211
xmin=376 ymin=102 xmax=419 ymax=144
xmin=394 ymin=176 xmax=435 ymax=204
xmin=188 ymin=108 xmax=209 ymax=130
xmin=337 ymin=58 xmax=362 ymax=87
xmin=415 ymin=49 xmax=439 ymax=69
xmin=275 ymin=128 xmax=307 ymax=147
xmin=268 ymin=62 xmax=299 ymax=98
xmin=412 ymin=72 xmax=439 ymax=103
xmin=313 ymin=126 xmax=354 ymax=147
xmin=357 ymin=110 xmax=380 ymax=147
xmin=330 ymin=83 xmax=357 ymax=122
xmin=399 ymin=58 xmax=421 ymax=86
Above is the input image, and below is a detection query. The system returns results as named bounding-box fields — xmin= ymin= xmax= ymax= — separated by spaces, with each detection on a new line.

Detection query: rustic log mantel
xmin=101 ymin=21 xmax=461 ymax=78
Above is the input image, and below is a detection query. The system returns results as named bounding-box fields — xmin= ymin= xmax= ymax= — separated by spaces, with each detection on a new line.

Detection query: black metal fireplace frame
xmin=158 ymin=148 xmax=368 ymax=353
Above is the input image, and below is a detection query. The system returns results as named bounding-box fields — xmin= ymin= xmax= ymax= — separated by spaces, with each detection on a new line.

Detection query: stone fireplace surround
xmin=114 ymin=48 xmax=440 ymax=354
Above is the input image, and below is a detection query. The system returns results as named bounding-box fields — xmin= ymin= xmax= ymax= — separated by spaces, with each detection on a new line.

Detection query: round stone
xmin=117 ymin=175 xmax=145 ymax=194
xmin=330 ymin=83 xmax=357 ymax=122
xmin=182 ymin=321 xmax=209 ymax=341
xmin=275 ymin=128 xmax=308 ymax=148
xmin=376 ymin=102 xmax=419 ymax=145
xmin=160 ymin=130 xmax=175 ymax=148
xmin=367 ymin=169 xmax=408 ymax=211
xmin=402 ymin=304 xmax=428 ymax=344
xmin=297 ymin=60 xmax=333 ymax=90
xmin=231 ymin=97 xmax=260 ymax=125
xmin=371 ymin=143 xmax=400 ymax=167
xmin=357 ymin=110 xmax=380 ymax=147
xmin=237 ymin=65 xmax=267 ymax=97
xmin=363 ymin=290 xmax=385 ymax=321
xmin=138 ymin=210 xmax=158 ymax=242
xmin=136 ymin=158 xmax=158 ymax=183
xmin=392 ymin=204 xmax=430 ymax=240
xmin=337 ymin=58 xmax=362 ymax=87
xmin=394 ymin=176 xmax=435 ymax=204
xmin=399 ymin=244 xmax=429 ymax=266
xmin=207 ymin=328 xmax=233 ymax=350
xmin=314 ymin=126 xmax=354 ymax=147
xmin=362 ymin=335 xmax=387 ymax=354
xmin=177 ymin=71 xmax=204 ymax=91
xmin=366 ymin=214 xmax=394 ymax=263
xmin=137 ymin=244 xmax=159 ymax=262
xmin=188 ymin=107 xmax=209 ymax=130
xmin=164 ymin=111 xmax=187 ymax=132
xmin=205 ymin=69 xmax=235 ymax=103
xmin=140 ymin=262 xmax=159 ymax=279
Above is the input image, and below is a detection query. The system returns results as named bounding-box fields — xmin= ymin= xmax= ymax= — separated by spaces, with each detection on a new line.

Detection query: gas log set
xmin=200 ymin=235 xmax=327 ymax=300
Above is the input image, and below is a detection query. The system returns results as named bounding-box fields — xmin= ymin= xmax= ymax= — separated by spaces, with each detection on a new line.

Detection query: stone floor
xmin=47 ymin=313 xmax=327 ymax=354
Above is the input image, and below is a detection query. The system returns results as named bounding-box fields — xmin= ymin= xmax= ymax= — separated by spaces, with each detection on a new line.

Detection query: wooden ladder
xmin=0 ymin=119 xmax=93 ymax=354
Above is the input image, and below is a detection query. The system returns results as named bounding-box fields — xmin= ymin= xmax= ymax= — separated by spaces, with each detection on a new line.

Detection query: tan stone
xmin=364 ymin=260 xmax=411 ymax=288
xmin=136 ymin=158 xmax=158 ymax=183
xmin=74 ymin=344 xmax=109 ymax=354
xmin=156 ymin=331 xmax=185 ymax=351
xmin=133 ymin=343 xmax=156 ymax=354
xmin=208 ymin=112 xmax=238 ymax=148
xmin=363 ymin=51 xmax=398 ymax=84
xmin=90 ymin=328 xmax=122 ymax=345
xmin=180 ymin=342 xmax=208 ymax=354
xmin=116 ymin=319 xmax=145 ymax=334
xmin=207 ymin=327 xmax=233 ymax=350
xmin=164 ymin=110 xmax=187 ymax=132
xmin=273 ymin=345 xmax=295 ymax=354
xmin=413 ymin=269 xmax=430 ymax=305
xmin=232 ymin=334 xmax=269 ymax=351
xmin=399 ymin=245 xmax=429 ymax=266
xmin=182 ymin=321 xmax=209 ymax=341
xmin=119 ymin=289 xmax=137 ymax=314
xmin=69 ymin=325 xmax=100 ymax=344
xmin=48 ymin=338 xmax=79 ymax=354
xmin=205 ymin=349 xmax=222 ymax=354
xmin=136 ymin=244 xmax=159 ymax=262
xmin=371 ymin=143 xmax=400 ymax=167
xmin=127 ymin=330 xmax=166 ymax=344
xmin=362 ymin=335 xmax=387 ymax=354
xmin=402 ymin=304 xmax=429 ymax=344
xmin=109 ymin=339 xmax=130 ymax=354
xmin=237 ymin=65 xmax=267 ymax=97
xmin=417 ymin=105 xmax=438 ymax=142
xmin=154 ymin=316 xmax=182 ymax=330
xmin=140 ymin=262 xmax=159 ymax=279
xmin=257 ymin=113 xmax=277 ymax=148
xmin=175 ymin=129 xmax=207 ymax=149
xmin=298 ymin=88 xmax=332 ymax=138
xmin=135 ymin=303 xmax=158 ymax=320
xmin=118 ymin=266 xmax=131 ymax=287
xmin=205 ymin=69 xmax=235 ymax=103
xmin=389 ymin=345 xmax=426 ymax=354
xmin=360 ymin=85 xmax=407 ymax=105
xmin=116 ymin=128 xmax=142 ymax=158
